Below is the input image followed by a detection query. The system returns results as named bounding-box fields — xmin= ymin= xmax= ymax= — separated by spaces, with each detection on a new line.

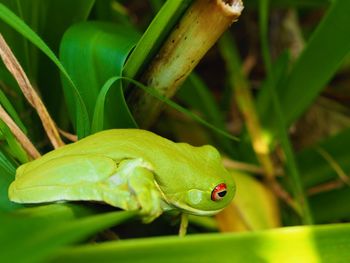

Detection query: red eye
xmin=211 ymin=183 xmax=227 ymax=201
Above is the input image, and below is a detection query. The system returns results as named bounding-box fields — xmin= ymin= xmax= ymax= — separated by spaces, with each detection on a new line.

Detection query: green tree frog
xmin=8 ymin=129 xmax=235 ymax=222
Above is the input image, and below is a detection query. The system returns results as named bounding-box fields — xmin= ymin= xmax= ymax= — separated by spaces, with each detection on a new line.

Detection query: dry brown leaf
xmin=58 ymin=128 xmax=78 ymax=142
xmin=0 ymin=104 xmax=40 ymax=159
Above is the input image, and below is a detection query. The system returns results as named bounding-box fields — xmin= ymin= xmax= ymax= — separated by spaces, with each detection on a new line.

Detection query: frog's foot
xmin=128 ymin=166 xmax=163 ymax=223
xmin=104 ymin=159 xmax=163 ymax=223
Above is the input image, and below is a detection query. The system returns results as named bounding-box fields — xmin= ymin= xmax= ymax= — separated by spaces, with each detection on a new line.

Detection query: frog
xmin=8 ymin=129 xmax=235 ymax=223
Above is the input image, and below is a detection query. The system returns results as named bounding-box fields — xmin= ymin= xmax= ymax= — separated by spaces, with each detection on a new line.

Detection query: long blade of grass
xmin=258 ymin=0 xmax=272 ymax=74
xmin=265 ymin=53 xmax=313 ymax=224
xmin=257 ymin=0 xmax=350 ymax=135
xmin=0 ymin=119 xmax=28 ymax=163
xmin=0 ymin=88 xmax=26 ymax=133
xmin=219 ymin=33 xmax=275 ymax=178
xmin=91 ymin=76 xmax=137 ymax=133
xmin=60 ymin=22 xmax=139 ymax=133
xmin=177 ymin=74 xmax=238 ymax=156
xmin=52 ymin=223 xmax=350 ymax=263
xmin=297 ymin=128 xmax=350 ymax=188
xmin=123 ymin=77 xmax=238 ymax=141
xmin=0 ymin=205 xmax=136 ymax=263
xmin=310 ymin=187 xmax=350 ymax=223
xmin=0 ymin=3 xmax=90 ymax=138
xmin=0 ymin=150 xmax=20 ymax=212
xmin=0 ymin=34 xmax=64 ymax=148
xmin=123 ymin=0 xmax=193 ymax=79
xmin=0 ymin=104 xmax=40 ymax=159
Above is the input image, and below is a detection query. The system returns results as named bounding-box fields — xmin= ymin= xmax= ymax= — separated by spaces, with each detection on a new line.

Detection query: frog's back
xmin=18 ymin=129 xmax=180 ymax=175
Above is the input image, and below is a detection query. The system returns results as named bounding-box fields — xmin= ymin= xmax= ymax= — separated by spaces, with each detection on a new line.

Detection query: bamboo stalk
xmin=129 ymin=0 xmax=243 ymax=127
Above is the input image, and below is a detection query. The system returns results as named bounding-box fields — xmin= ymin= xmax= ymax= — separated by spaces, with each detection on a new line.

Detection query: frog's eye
xmin=211 ymin=183 xmax=227 ymax=201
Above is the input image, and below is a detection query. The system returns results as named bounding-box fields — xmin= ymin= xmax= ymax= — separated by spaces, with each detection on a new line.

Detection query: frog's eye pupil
xmin=211 ymin=183 xmax=227 ymax=201
xmin=218 ymin=190 xmax=227 ymax=197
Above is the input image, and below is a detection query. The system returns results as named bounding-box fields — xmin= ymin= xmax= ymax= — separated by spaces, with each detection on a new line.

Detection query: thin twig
xmin=58 ymin=128 xmax=78 ymax=142
xmin=219 ymin=33 xmax=303 ymax=217
xmin=316 ymin=146 xmax=350 ymax=186
xmin=307 ymin=180 xmax=344 ymax=196
xmin=0 ymin=34 xmax=64 ymax=149
xmin=0 ymin=105 xmax=40 ymax=159
xmin=223 ymin=157 xmax=283 ymax=176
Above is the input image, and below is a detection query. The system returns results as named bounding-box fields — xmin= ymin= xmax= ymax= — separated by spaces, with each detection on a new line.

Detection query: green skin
xmin=8 ymin=129 xmax=235 ymax=222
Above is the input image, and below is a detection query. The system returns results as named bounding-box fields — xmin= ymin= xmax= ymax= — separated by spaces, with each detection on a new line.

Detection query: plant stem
xmin=0 ymin=34 xmax=64 ymax=149
xmin=219 ymin=33 xmax=301 ymax=215
xmin=129 ymin=0 xmax=243 ymax=127
xmin=179 ymin=213 xmax=189 ymax=237
xmin=0 ymin=104 xmax=40 ymax=159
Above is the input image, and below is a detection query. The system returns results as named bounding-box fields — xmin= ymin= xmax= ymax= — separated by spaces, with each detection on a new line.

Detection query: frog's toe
xmin=137 ymin=190 xmax=163 ymax=223
xmin=140 ymin=205 xmax=162 ymax=223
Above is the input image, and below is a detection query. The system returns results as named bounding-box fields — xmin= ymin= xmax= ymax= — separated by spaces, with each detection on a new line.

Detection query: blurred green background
xmin=1 ymin=0 xmax=350 ymax=262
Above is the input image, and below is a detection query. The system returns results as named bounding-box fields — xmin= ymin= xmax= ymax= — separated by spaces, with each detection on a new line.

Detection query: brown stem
xmin=129 ymin=0 xmax=243 ymax=127
xmin=0 ymin=34 xmax=64 ymax=149
xmin=0 ymin=105 xmax=40 ymax=159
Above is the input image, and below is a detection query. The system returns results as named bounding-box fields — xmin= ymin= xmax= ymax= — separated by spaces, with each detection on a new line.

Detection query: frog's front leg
xmin=101 ymin=159 xmax=164 ymax=223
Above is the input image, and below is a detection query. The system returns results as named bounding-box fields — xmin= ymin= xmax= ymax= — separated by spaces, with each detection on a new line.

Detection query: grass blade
xmin=52 ymin=223 xmax=350 ymax=263
xmin=0 ymin=3 xmax=90 ymax=137
xmin=91 ymin=76 xmax=137 ymax=133
xmin=0 ymin=206 xmax=136 ymax=263
xmin=258 ymin=0 xmax=350 ymax=134
xmin=123 ymin=77 xmax=238 ymax=141
xmin=60 ymin=22 xmax=139 ymax=133
xmin=123 ymin=0 xmax=193 ymax=79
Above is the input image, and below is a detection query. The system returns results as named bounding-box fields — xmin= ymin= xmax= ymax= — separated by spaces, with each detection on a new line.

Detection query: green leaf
xmin=0 ymin=150 xmax=19 ymax=212
xmin=123 ymin=0 xmax=193 ymax=79
xmin=0 ymin=0 xmax=94 ymax=125
xmin=177 ymin=74 xmax=238 ymax=156
xmin=91 ymin=76 xmax=137 ymax=133
xmin=263 ymin=53 xmax=313 ymax=224
xmin=297 ymin=128 xmax=350 ymax=188
xmin=123 ymin=77 xmax=238 ymax=142
xmin=0 ymin=204 xmax=136 ymax=263
xmin=94 ymin=0 xmax=132 ymax=27
xmin=0 ymin=119 xmax=28 ymax=163
xmin=310 ymin=187 xmax=350 ymax=223
xmin=60 ymin=22 xmax=140 ymax=133
xmin=258 ymin=0 xmax=350 ymax=134
xmin=0 ymin=88 xmax=26 ymax=133
xmin=0 ymin=3 xmax=90 ymax=138
xmin=52 ymin=223 xmax=350 ymax=263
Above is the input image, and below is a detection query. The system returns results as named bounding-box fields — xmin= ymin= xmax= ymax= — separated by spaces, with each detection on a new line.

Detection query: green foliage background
xmin=1 ymin=0 xmax=350 ymax=262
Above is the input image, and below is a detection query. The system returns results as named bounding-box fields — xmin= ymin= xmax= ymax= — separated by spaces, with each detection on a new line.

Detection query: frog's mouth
xmin=171 ymin=201 xmax=224 ymax=216
xmin=154 ymin=182 xmax=224 ymax=216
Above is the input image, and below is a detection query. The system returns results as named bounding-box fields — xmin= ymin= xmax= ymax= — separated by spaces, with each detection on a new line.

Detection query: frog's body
xmin=9 ymin=129 xmax=235 ymax=222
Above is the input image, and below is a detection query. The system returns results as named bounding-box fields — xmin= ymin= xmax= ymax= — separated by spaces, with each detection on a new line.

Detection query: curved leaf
xmin=123 ymin=0 xmax=193 ymax=79
xmin=52 ymin=223 xmax=350 ymax=263
xmin=0 ymin=205 xmax=136 ymax=263
xmin=91 ymin=76 xmax=137 ymax=133
xmin=60 ymin=22 xmax=140 ymax=133
xmin=0 ymin=3 xmax=90 ymax=138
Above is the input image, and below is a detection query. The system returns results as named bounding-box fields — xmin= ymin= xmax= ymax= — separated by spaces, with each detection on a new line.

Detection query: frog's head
xmin=164 ymin=144 xmax=236 ymax=216
xmin=182 ymin=178 xmax=236 ymax=216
